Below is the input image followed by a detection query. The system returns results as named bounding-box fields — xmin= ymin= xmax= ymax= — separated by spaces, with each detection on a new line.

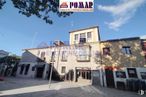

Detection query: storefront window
xmin=116 ymin=71 xmax=126 ymax=78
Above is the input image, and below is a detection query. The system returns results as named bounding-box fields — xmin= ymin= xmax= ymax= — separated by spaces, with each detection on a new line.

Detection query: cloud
xmin=97 ymin=0 xmax=145 ymax=30
xmin=141 ymin=35 xmax=146 ymax=39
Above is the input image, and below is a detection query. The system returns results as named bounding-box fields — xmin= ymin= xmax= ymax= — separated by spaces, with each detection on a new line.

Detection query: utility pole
xmin=48 ymin=62 xmax=54 ymax=88
xmin=56 ymin=46 xmax=61 ymax=71
xmin=48 ymin=48 xmax=56 ymax=88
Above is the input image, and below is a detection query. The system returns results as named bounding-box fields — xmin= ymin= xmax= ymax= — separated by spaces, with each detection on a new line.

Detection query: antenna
xmin=31 ymin=32 xmax=38 ymax=48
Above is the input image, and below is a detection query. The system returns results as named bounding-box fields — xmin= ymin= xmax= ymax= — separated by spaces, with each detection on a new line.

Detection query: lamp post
xmin=48 ymin=50 xmax=55 ymax=88
xmin=48 ymin=62 xmax=54 ymax=88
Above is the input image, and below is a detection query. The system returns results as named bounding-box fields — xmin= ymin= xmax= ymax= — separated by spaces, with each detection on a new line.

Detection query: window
xmin=140 ymin=72 xmax=146 ymax=79
xmin=142 ymin=42 xmax=146 ymax=51
xmin=20 ymin=64 xmax=24 ymax=74
xmin=79 ymin=38 xmax=86 ymax=43
xmin=122 ymin=46 xmax=132 ymax=55
xmin=24 ymin=64 xmax=30 ymax=75
xmin=32 ymin=66 xmax=35 ymax=71
xmin=77 ymin=55 xmax=90 ymax=61
xmin=87 ymin=32 xmax=92 ymax=39
xmin=127 ymin=68 xmax=138 ymax=78
xmin=61 ymin=66 xmax=66 ymax=73
xmin=61 ymin=51 xmax=67 ymax=61
xmin=79 ymin=33 xmax=86 ymax=43
xmin=103 ymin=47 xmax=110 ymax=55
xmin=80 ymin=33 xmax=86 ymax=38
xmin=74 ymin=34 xmax=78 ymax=41
xmin=116 ymin=71 xmax=126 ymax=78
xmin=40 ymin=52 xmax=45 ymax=60
xmin=51 ymin=52 xmax=55 ymax=62
xmin=76 ymin=47 xmax=90 ymax=61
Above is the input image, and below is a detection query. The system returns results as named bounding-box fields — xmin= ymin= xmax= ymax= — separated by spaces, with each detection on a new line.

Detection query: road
xmin=0 ymin=77 xmax=145 ymax=97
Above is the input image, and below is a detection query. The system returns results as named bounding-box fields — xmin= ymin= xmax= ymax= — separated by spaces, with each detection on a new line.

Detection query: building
xmin=16 ymin=26 xmax=146 ymax=83
xmin=0 ymin=50 xmax=9 ymax=76
xmin=100 ymin=37 xmax=145 ymax=67
xmin=0 ymin=50 xmax=9 ymax=58
xmin=97 ymin=37 xmax=146 ymax=88
xmin=141 ymin=39 xmax=146 ymax=67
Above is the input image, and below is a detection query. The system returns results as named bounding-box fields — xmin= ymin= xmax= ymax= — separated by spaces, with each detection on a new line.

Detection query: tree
xmin=0 ymin=55 xmax=20 ymax=65
xmin=0 ymin=55 xmax=20 ymax=76
xmin=0 ymin=0 xmax=73 ymax=24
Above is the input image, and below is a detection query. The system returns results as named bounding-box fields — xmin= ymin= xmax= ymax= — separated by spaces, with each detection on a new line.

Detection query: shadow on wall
xmin=95 ymin=40 xmax=145 ymax=67
xmin=60 ymin=69 xmax=74 ymax=81
xmin=20 ymin=50 xmax=74 ymax=81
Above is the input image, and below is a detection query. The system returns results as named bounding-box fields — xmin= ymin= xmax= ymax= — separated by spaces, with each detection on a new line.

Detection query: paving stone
xmin=0 ymin=77 xmax=145 ymax=97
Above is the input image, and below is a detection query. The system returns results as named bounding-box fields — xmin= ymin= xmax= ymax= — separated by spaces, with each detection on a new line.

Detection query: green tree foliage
xmin=0 ymin=55 xmax=20 ymax=76
xmin=0 ymin=0 xmax=5 ymax=9
xmin=0 ymin=56 xmax=20 ymax=66
xmin=0 ymin=0 xmax=72 ymax=24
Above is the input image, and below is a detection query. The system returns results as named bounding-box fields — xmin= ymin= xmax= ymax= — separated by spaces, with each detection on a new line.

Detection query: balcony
xmin=77 ymin=55 xmax=90 ymax=62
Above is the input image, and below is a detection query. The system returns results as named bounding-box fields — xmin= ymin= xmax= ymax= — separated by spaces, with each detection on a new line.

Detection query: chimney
xmin=53 ymin=40 xmax=65 ymax=46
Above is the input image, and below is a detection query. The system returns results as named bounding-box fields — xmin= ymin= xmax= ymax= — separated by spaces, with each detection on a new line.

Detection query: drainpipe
xmin=56 ymin=46 xmax=61 ymax=71
xmin=99 ymin=41 xmax=105 ymax=87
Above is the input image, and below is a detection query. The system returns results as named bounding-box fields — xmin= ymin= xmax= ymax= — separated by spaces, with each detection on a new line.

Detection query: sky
xmin=0 ymin=0 xmax=146 ymax=56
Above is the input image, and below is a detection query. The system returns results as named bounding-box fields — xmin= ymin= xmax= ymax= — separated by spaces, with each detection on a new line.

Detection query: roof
xmin=23 ymin=44 xmax=91 ymax=51
xmin=23 ymin=46 xmax=57 ymax=51
xmin=0 ymin=50 xmax=9 ymax=54
xmin=100 ymin=37 xmax=140 ymax=43
xmin=24 ymin=37 xmax=140 ymax=50
xmin=0 ymin=50 xmax=9 ymax=57
xmin=69 ymin=26 xmax=99 ymax=33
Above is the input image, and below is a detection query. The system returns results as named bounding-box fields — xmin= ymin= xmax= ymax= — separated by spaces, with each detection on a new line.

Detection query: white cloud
xmin=97 ymin=0 xmax=145 ymax=30
xmin=141 ymin=35 xmax=146 ymax=39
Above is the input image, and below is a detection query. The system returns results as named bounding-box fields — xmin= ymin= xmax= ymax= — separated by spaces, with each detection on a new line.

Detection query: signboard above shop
xmin=59 ymin=0 xmax=94 ymax=12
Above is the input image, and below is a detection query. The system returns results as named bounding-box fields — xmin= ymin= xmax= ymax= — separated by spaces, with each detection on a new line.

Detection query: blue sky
xmin=0 ymin=0 xmax=146 ymax=56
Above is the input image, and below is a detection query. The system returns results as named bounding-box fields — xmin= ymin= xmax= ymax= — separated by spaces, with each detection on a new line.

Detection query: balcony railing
xmin=77 ymin=55 xmax=90 ymax=62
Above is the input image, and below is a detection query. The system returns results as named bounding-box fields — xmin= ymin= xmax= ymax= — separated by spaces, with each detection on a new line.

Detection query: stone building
xmin=16 ymin=26 xmax=146 ymax=83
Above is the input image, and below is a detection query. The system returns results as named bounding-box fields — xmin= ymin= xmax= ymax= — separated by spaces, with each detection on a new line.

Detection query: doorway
xmin=36 ymin=65 xmax=45 ymax=78
xmin=75 ymin=67 xmax=91 ymax=83
xmin=105 ymin=68 xmax=115 ymax=88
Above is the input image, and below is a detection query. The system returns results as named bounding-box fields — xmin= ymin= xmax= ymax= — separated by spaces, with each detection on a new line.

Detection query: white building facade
xmin=16 ymin=26 xmax=146 ymax=87
xmin=16 ymin=26 xmax=101 ymax=82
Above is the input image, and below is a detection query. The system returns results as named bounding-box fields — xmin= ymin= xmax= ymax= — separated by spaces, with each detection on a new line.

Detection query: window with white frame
xmin=74 ymin=34 xmax=78 ymax=41
xmin=122 ymin=46 xmax=132 ymax=55
xmin=61 ymin=66 xmax=66 ymax=73
xmin=79 ymin=33 xmax=86 ymax=43
xmin=61 ymin=51 xmax=67 ymax=61
xmin=51 ymin=51 xmax=55 ymax=62
xmin=87 ymin=32 xmax=92 ymax=39
xmin=76 ymin=47 xmax=90 ymax=61
xmin=40 ymin=52 xmax=46 ymax=60
xmin=80 ymin=33 xmax=86 ymax=38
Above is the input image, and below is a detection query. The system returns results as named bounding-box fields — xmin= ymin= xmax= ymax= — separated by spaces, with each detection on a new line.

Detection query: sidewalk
xmin=0 ymin=77 xmax=145 ymax=97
